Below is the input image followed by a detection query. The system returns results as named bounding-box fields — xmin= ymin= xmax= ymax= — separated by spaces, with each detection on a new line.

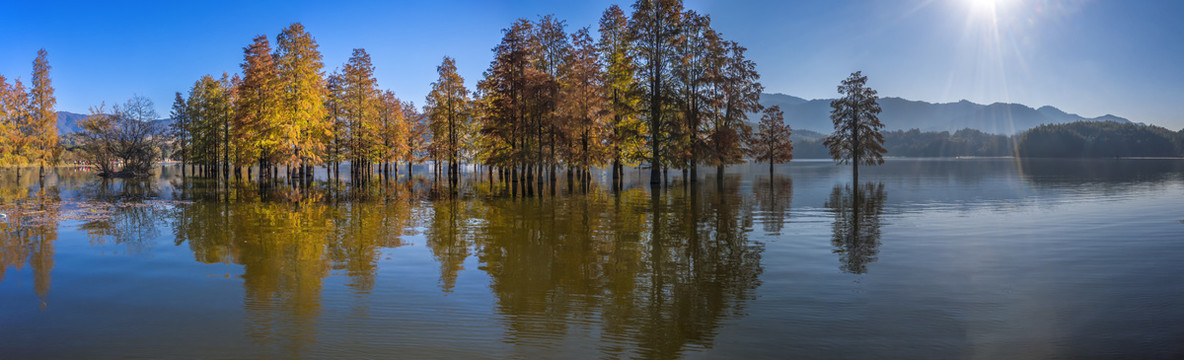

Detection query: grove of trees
xmin=0 ymin=49 xmax=59 ymax=179
xmin=163 ymin=0 xmax=773 ymax=193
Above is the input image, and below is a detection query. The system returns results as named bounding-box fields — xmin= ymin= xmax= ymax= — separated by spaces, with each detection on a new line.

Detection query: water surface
xmin=2 ymin=159 xmax=1182 ymax=359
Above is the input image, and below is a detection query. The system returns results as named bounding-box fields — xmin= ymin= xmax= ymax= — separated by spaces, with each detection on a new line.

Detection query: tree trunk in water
xmin=716 ymin=165 xmax=724 ymax=182
xmin=853 ymin=160 xmax=859 ymax=186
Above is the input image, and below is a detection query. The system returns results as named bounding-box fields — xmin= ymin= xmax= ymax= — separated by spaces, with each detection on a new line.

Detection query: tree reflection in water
xmin=825 ymin=182 xmax=887 ymax=274
xmin=751 ymin=174 xmax=793 ymax=235
xmin=4 ymin=168 xmax=768 ymax=358
xmin=423 ymin=176 xmax=764 ymax=358
xmin=173 ymin=186 xmax=415 ymax=357
xmin=0 ymin=171 xmax=59 ymax=311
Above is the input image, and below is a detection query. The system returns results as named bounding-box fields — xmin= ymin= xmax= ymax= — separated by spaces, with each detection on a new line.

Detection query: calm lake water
xmin=2 ymin=159 xmax=1182 ymax=359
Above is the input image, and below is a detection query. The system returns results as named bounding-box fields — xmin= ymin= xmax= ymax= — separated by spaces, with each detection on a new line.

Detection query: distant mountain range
xmin=56 ymin=111 xmax=173 ymax=135
xmin=54 ymin=94 xmax=1129 ymax=136
xmin=758 ymin=93 xmax=1132 ymax=135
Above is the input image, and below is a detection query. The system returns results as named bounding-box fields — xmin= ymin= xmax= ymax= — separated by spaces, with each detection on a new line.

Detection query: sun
xmin=967 ymin=0 xmax=1016 ymax=14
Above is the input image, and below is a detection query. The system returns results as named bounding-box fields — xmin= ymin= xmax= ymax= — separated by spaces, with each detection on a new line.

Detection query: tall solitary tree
xmin=747 ymin=105 xmax=794 ymax=175
xmin=425 ymin=56 xmax=471 ymax=187
xmin=29 ymin=49 xmax=58 ymax=178
xmin=823 ymin=71 xmax=885 ymax=184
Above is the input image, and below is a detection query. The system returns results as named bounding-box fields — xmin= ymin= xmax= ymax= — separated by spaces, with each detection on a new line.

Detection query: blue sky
xmin=2 ymin=0 xmax=1181 ymax=129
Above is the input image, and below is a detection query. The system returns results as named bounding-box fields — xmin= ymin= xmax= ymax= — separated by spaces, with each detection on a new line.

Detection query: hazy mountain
xmin=56 ymin=111 xmax=173 ymax=135
xmin=758 ymin=93 xmax=1131 ymax=135
xmin=56 ymin=111 xmax=89 ymax=135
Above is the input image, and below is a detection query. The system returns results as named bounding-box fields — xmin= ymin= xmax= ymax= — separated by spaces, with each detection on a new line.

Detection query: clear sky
xmin=2 ymin=0 xmax=1181 ymax=129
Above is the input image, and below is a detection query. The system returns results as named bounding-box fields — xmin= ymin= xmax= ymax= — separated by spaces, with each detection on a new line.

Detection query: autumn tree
xmin=236 ymin=35 xmax=281 ymax=177
xmin=533 ymin=15 xmax=569 ymax=183
xmin=377 ymin=90 xmax=408 ymax=180
xmin=402 ymin=101 xmax=428 ymax=177
xmin=340 ymin=48 xmax=381 ymax=181
xmin=29 ymin=49 xmax=59 ymax=177
xmin=559 ymin=28 xmax=608 ymax=181
xmin=477 ymin=19 xmax=535 ymax=186
xmin=670 ymin=10 xmax=713 ymax=181
xmin=274 ymin=22 xmax=328 ymax=180
xmin=425 ymin=56 xmax=471 ymax=187
xmin=598 ymin=5 xmax=647 ymax=188
xmin=747 ymin=105 xmax=793 ymax=174
xmin=0 ymin=76 xmax=32 ymax=172
xmin=185 ymin=74 xmax=234 ymax=179
xmin=630 ymin=0 xmax=683 ymax=185
xmin=325 ymin=70 xmax=346 ymax=179
xmin=824 ymin=71 xmax=885 ymax=184
xmin=706 ymin=41 xmax=762 ymax=180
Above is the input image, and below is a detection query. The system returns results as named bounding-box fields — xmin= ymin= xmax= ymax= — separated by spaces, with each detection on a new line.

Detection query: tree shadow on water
xmin=825 ymin=182 xmax=887 ymax=275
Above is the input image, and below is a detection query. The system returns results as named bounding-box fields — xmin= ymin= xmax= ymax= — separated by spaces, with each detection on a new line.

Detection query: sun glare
xmin=967 ymin=0 xmax=1016 ymax=17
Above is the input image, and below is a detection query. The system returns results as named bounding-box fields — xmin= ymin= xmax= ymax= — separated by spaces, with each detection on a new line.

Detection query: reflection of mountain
xmin=825 ymin=183 xmax=887 ymax=274
xmin=423 ymin=182 xmax=763 ymax=358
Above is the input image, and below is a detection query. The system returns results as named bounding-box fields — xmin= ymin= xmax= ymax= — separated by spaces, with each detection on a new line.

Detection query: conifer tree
xmin=824 ymin=71 xmax=885 ymax=184
xmin=29 ymin=49 xmax=58 ymax=177
xmin=341 ymin=48 xmax=381 ymax=179
xmin=275 ymin=23 xmax=328 ymax=177
xmin=534 ymin=15 xmax=569 ymax=183
xmin=707 ymin=41 xmax=762 ymax=179
xmin=425 ymin=56 xmax=471 ymax=187
xmin=0 ymin=76 xmax=32 ymax=170
xmin=559 ymin=28 xmax=608 ymax=176
xmin=747 ymin=105 xmax=794 ymax=174
xmin=598 ymin=5 xmax=647 ymax=187
xmin=169 ymin=92 xmax=190 ymax=175
xmin=377 ymin=90 xmax=408 ymax=180
xmin=236 ymin=35 xmax=281 ymax=174
xmin=630 ymin=0 xmax=683 ymax=185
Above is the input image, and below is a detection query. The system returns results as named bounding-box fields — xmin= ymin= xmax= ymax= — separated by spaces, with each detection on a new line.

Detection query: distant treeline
xmin=793 ymin=121 xmax=1184 ymax=158
xmin=1016 ymin=121 xmax=1184 ymax=158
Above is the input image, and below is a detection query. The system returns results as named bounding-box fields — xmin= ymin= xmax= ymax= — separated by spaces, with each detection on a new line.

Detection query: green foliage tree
xmin=1017 ymin=121 xmax=1184 ymax=158
xmin=824 ymin=71 xmax=885 ymax=184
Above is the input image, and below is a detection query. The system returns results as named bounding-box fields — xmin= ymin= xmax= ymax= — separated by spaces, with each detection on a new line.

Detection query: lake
xmin=2 ymin=159 xmax=1182 ymax=359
